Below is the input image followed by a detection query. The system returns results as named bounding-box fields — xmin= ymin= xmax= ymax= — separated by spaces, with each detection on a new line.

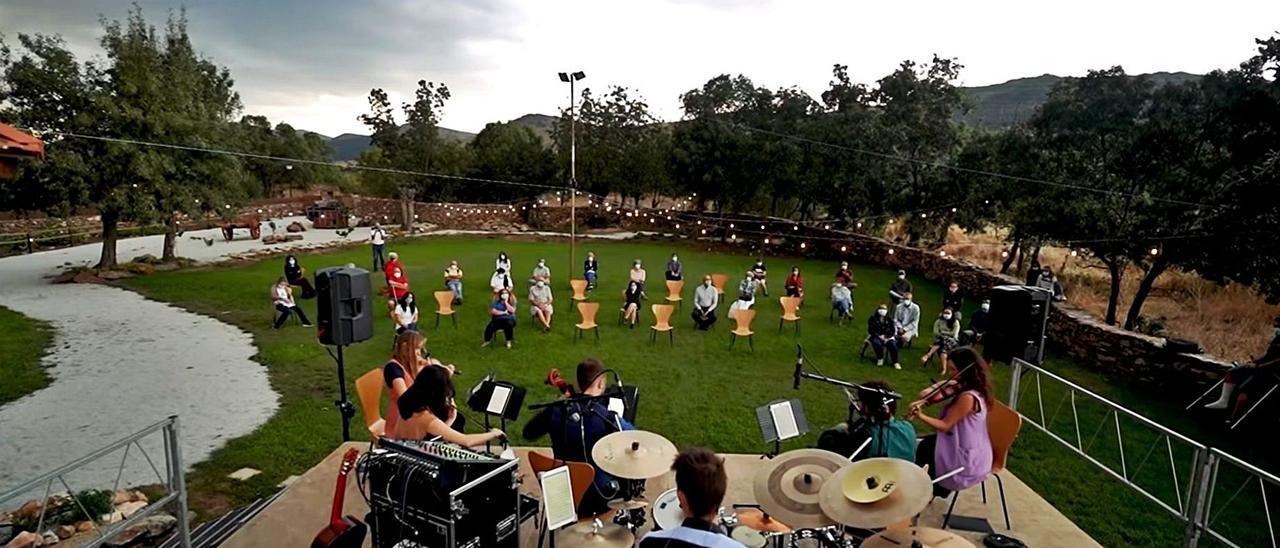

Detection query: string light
xmin=1070 ymin=250 xmax=1078 ymax=257
xmin=800 ymin=242 xmax=807 ymax=249
xmin=730 ymin=234 xmax=737 ymax=240
xmin=888 ymin=219 xmax=895 ymax=224
xmin=1001 ymin=251 xmax=1009 ymax=258
xmin=824 ymin=225 xmax=830 ymax=230
xmin=939 ymin=250 xmax=947 ymax=256
xmin=764 ymin=237 xmax=770 ymax=244
xmin=793 ymin=225 xmax=799 ymax=231
xmin=730 ymin=223 xmax=735 ymax=228
xmin=761 ymin=224 xmax=766 ymax=230
xmin=920 ymin=213 xmax=927 ymax=218
xmin=700 ymin=229 xmax=707 ymax=235
xmin=675 ymin=224 xmax=681 ymax=229
xmin=840 ymin=245 xmax=847 ymax=252
xmin=856 ymin=222 xmax=862 ymax=228
xmin=951 ymin=207 xmax=958 ymax=213
xmin=1150 ymin=247 xmax=1160 ymax=256
xmin=888 ymin=249 xmax=895 ymax=255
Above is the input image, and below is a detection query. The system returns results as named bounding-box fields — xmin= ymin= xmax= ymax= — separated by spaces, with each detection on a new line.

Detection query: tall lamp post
xmin=558 ymin=70 xmax=585 ymax=280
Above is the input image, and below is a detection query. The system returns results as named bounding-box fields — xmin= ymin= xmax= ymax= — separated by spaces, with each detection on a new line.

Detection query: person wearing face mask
xmin=889 ymin=270 xmax=912 ymax=305
xmin=1204 ymin=316 xmax=1280 ymax=421
xmin=529 ymin=279 xmax=555 ymax=332
xmin=868 ymin=303 xmax=900 ymax=369
xmin=384 ymin=252 xmax=410 ymax=301
xmin=391 ymin=291 xmax=419 ymax=334
xmin=483 ymin=289 xmax=517 ymax=348
xmin=963 ymin=299 xmax=991 ymax=344
xmin=666 ymin=253 xmax=683 ymax=281
xmin=752 ymin=258 xmax=769 ymax=297
xmin=283 ymin=255 xmax=316 ymax=299
xmin=922 ymin=308 xmax=962 ymax=374
xmin=584 ymin=251 xmax=599 ymax=289
xmin=495 ymin=251 xmax=512 ymax=274
xmin=622 ymin=281 xmax=644 ymax=328
xmin=785 ymin=266 xmax=805 ymax=306
xmin=942 ymin=282 xmax=964 ymax=321
xmin=443 ymin=260 xmax=464 ymax=305
xmin=893 ymin=291 xmax=921 ymax=346
xmin=831 ymin=282 xmax=853 ymax=323
xmin=629 ymin=259 xmax=648 ymax=297
xmin=834 ymin=261 xmax=857 ymax=290
xmin=489 ymin=267 xmax=513 ymax=295
xmin=729 ymin=270 xmax=758 ymax=320
xmin=530 ymin=257 xmax=552 ymax=288
xmin=692 ymin=275 xmax=719 ymax=330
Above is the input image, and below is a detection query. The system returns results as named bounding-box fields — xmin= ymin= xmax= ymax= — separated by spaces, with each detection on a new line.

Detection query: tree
xmin=238 ymin=116 xmax=336 ymax=198
xmin=466 ymin=121 xmax=554 ymax=202
xmin=357 ymin=80 xmax=455 ymax=229
xmin=553 ymin=85 xmax=667 ymax=207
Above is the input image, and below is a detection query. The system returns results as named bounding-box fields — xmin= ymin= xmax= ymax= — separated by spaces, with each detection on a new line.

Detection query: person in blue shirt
xmin=482 ymin=289 xmax=516 ymax=348
xmin=523 ymin=358 xmax=634 ymax=516
xmin=639 ymin=448 xmax=743 ymax=548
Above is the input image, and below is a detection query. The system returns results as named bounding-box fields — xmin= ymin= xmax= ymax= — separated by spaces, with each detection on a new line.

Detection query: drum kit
xmin=555 ymin=431 xmax=973 ymax=548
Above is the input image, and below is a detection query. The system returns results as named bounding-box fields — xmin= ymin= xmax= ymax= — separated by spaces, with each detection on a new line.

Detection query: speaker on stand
xmin=985 ymin=285 xmax=1053 ymax=365
xmin=316 ymin=266 xmax=375 ymax=441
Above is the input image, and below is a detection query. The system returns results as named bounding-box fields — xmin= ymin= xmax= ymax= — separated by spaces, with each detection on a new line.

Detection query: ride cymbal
xmin=557 ymin=520 xmax=635 ymax=548
xmin=818 ymin=458 xmax=931 ymax=529
xmin=752 ymin=449 xmax=847 ymax=529
xmin=860 ymin=527 xmax=974 ymax=548
xmin=591 ymin=430 xmax=679 ymax=480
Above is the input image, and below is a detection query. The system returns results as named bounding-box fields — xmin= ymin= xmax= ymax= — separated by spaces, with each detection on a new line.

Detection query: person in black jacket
xmin=584 ymin=252 xmax=599 ymax=289
xmin=283 ymin=255 xmax=316 ymax=299
xmin=963 ymin=299 xmax=991 ymax=344
xmin=942 ymin=281 xmax=963 ymax=321
xmin=868 ymin=303 xmax=900 ymax=369
xmin=889 ymin=270 xmax=912 ymax=305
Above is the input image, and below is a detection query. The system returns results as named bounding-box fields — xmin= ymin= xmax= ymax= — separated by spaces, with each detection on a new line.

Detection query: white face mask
xmin=705 ymin=281 xmax=712 ymax=287
xmin=536 ymin=281 xmax=545 ymax=289
xmin=898 ymin=274 xmax=905 ymax=279
xmin=672 ymin=256 xmax=678 ymax=262
xmin=904 ymin=298 xmax=912 ymax=304
xmin=981 ymin=303 xmax=990 ymax=312
xmin=499 ymin=293 xmax=509 ymax=301
xmin=877 ymin=309 xmax=887 ymax=317
xmin=943 ymin=314 xmax=953 ymax=320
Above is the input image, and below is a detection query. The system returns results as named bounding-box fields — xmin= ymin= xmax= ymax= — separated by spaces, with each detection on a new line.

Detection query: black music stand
xmin=756 ymin=398 xmax=809 ymax=458
xmin=466 ymin=375 xmax=526 ymax=452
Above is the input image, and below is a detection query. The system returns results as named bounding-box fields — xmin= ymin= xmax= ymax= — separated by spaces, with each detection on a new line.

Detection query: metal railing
xmin=0 ymin=416 xmax=191 ymax=548
xmin=1009 ymin=358 xmax=1277 ymax=548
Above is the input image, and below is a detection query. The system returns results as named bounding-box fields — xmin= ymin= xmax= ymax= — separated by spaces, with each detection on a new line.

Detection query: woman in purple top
xmin=908 ymin=347 xmax=994 ymax=496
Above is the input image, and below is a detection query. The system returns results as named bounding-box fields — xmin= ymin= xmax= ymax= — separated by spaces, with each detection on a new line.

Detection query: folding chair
xmin=528 ymin=451 xmax=597 ymax=548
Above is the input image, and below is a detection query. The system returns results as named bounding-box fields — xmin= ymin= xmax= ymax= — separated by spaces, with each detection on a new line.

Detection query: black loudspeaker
xmin=985 ymin=285 xmax=1052 ymax=364
xmin=316 ymin=267 xmax=374 ymax=346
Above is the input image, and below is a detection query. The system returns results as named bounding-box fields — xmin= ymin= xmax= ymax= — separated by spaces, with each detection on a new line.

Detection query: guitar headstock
xmin=338 ymin=448 xmax=359 ymax=477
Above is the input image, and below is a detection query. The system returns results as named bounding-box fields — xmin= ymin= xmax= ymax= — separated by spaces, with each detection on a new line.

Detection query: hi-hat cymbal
xmin=607 ymin=498 xmax=649 ymax=511
xmin=753 ymin=449 xmax=847 ymax=529
xmin=734 ymin=509 xmax=792 ymax=533
xmin=558 ymin=520 xmax=635 ymax=548
xmin=861 ymin=527 xmax=974 ymax=548
xmin=819 ymin=458 xmax=932 ymax=529
xmin=592 ymin=430 xmax=678 ymax=480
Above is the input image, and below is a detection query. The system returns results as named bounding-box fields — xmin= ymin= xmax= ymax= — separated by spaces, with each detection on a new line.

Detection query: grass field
xmin=118 ymin=234 xmax=1276 ymax=546
xmin=0 ymin=305 xmax=54 ymax=405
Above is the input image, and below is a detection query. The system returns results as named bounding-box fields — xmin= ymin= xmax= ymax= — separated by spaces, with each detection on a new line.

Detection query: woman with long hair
xmin=622 ymin=280 xmax=643 ymax=328
xmin=921 ymin=308 xmax=962 ymax=374
xmin=483 ymin=288 xmax=517 ymax=348
xmin=495 ymin=251 xmax=512 ymax=274
xmin=908 ymin=346 xmax=994 ymax=497
xmin=383 ymin=331 xmax=458 ymax=435
xmin=395 ymin=365 xmax=505 ymax=445
xmin=391 ymin=291 xmax=419 ymax=334
xmin=283 ymin=254 xmax=316 ymax=299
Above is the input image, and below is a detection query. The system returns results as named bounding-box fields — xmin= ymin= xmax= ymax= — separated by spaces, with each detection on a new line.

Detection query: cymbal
xmin=819 ymin=458 xmax=932 ymax=529
xmin=730 ymin=527 xmax=768 ymax=548
xmin=861 ymin=527 xmax=974 ymax=548
xmin=558 ymin=520 xmax=635 ymax=548
xmin=607 ymin=498 xmax=649 ymax=511
xmin=753 ymin=449 xmax=847 ymax=529
xmin=592 ymin=430 xmax=678 ymax=480
xmin=841 ymin=458 xmax=902 ymax=503
xmin=735 ymin=509 xmax=792 ymax=533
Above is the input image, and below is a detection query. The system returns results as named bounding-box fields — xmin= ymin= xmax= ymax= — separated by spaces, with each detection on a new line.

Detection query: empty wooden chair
xmin=779 ymin=296 xmax=802 ymax=335
xmin=570 ymin=279 xmax=589 ymax=302
xmin=433 ymin=290 xmax=458 ymax=329
xmin=729 ymin=308 xmax=757 ymax=351
xmin=664 ymin=280 xmax=684 ymax=310
xmin=650 ymin=304 xmax=675 ymax=345
xmin=354 ymin=368 xmax=386 ymax=439
xmin=575 ymin=302 xmax=600 ymax=344
xmin=710 ymin=273 xmax=729 ymax=302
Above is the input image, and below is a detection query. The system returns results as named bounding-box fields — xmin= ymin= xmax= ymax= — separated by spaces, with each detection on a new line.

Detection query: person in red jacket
xmin=385 ymin=251 xmax=410 ymax=301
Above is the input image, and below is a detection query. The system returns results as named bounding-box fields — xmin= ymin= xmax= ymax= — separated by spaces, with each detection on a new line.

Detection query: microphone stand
xmin=792 ymin=345 xmax=901 ymax=425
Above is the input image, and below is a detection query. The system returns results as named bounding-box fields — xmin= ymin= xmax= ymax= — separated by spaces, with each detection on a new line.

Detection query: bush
xmin=11 ymin=489 xmax=115 ymax=532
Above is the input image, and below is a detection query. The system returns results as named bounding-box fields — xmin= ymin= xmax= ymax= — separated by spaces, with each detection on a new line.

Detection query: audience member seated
xmin=584 ymin=251 xmax=599 ymax=289
xmin=630 ymin=259 xmax=648 ymax=296
xmin=963 ymin=299 xmax=991 ymax=344
xmin=942 ymin=281 xmax=963 ymax=321
xmin=835 ymin=261 xmax=857 ymax=289
xmin=692 ymin=275 xmax=719 ymax=330
xmin=391 ymin=291 xmax=419 ymax=334
xmin=283 ymin=254 xmax=316 ymax=299
xmin=489 ymin=267 xmax=514 ymax=295
xmin=530 ymin=258 xmax=551 ymax=288
xmin=921 ymin=308 xmax=961 ymax=374
xmin=622 ymin=281 xmax=643 ymax=328
xmin=394 ymin=364 xmax=504 ymax=446
xmin=271 ymin=276 xmax=312 ymax=329
xmin=443 ymin=260 xmax=464 ymax=305
xmin=638 ymin=448 xmax=741 ymax=548
xmin=1024 ymin=260 xmax=1043 ymax=287
xmin=1205 ymin=316 xmax=1280 ymax=422
xmin=889 ymin=270 xmax=912 ymax=305
xmin=666 ymin=253 xmax=684 ymax=281
xmin=1037 ymin=267 xmax=1067 ymax=301
xmin=529 ymin=280 xmax=554 ymax=332
xmin=483 ymin=289 xmax=517 ymax=348
xmin=729 ymin=270 xmax=758 ymax=319
xmin=909 ymin=347 xmax=994 ymax=498
xmin=752 ymin=258 xmax=769 ymax=297
xmin=893 ymin=291 xmax=921 ymax=346
xmin=831 ymin=282 xmax=853 ymax=322
xmin=384 ymin=252 xmax=410 ymax=301
xmin=495 ymin=251 xmax=512 ymax=274
xmin=785 ymin=266 xmax=805 ymax=306
xmin=868 ymin=303 xmax=900 ymax=369
xmin=817 ymin=380 xmax=916 ymax=462
xmin=524 ymin=358 xmax=635 ymax=517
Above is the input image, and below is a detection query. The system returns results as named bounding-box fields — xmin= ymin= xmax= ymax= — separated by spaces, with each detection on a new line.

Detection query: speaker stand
xmin=329 ymin=344 xmax=356 ymax=442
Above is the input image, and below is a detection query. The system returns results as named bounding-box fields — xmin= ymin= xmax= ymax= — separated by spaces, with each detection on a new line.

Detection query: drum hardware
xmin=859 ymin=527 xmax=974 ymax=548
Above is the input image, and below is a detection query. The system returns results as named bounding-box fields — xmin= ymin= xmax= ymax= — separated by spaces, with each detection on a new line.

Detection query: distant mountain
xmin=321 ymin=113 xmax=559 ymax=162
xmin=958 ymin=71 xmax=1202 ymax=129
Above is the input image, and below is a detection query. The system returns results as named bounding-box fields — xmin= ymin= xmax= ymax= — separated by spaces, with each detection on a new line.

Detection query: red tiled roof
xmin=0 ymin=122 xmax=45 ymax=159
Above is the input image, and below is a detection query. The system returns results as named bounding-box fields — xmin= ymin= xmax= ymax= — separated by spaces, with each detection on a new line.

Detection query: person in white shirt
xmin=272 ymin=277 xmax=311 ymax=329
xmin=691 ymin=276 xmax=719 ymax=330
xmin=370 ymin=223 xmax=388 ymax=272
xmin=629 ymin=259 xmax=648 ymax=297
xmin=728 ymin=270 xmax=757 ymax=319
xmin=893 ymin=291 xmax=921 ymax=345
xmin=830 ymin=282 xmax=853 ymax=323
xmin=529 ymin=280 xmax=555 ymax=332
xmin=530 ymin=258 xmax=551 ymax=288
xmin=391 ymin=292 xmax=420 ymax=334
xmin=490 ymin=268 xmax=513 ymax=295
xmin=495 ymin=251 xmax=512 ymax=274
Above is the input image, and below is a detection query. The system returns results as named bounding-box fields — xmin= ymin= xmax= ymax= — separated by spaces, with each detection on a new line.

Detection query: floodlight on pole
xmin=560 ymin=69 xmax=586 ymax=278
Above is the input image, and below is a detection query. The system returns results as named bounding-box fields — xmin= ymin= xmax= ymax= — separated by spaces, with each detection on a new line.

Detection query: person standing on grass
xmin=529 ymin=280 xmax=555 ymax=332
xmin=921 ymin=308 xmax=961 ymax=375
xmin=584 ymin=251 xmax=600 ymax=289
xmin=370 ymin=223 xmax=388 ymax=272
xmin=868 ymin=303 xmax=900 ymax=369
xmin=666 ymin=253 xmax=684 ymax=282
xmin=272 ymin=277 xmax=312 ymax=329
xmin=443 ymin=260 xmax=464 ymax=305
xmin=692 ymin=275 xmax=719 ymax=330
xmin=385 ymin=252 xmax=410 ymax=301
xmin=391 ymin=292 xmax=419 ymax=335
xmin=622 ymin=281 xmax=644 ymax=329
xmin=893 ymin=291 xmax=921 ymax=346
xmin=483 ymin=288 xmax=517 ymax=348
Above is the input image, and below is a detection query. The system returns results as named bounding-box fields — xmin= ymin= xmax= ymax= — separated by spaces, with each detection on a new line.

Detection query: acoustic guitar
xmin=311 ymin=448 xmax=367 ymax=548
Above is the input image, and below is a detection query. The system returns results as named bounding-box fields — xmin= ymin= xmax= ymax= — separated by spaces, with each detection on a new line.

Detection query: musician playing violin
xmin=383 ymin=331 xmax=463 ymax=436
xmin=907 ymin=347 xmax=994 ymax=497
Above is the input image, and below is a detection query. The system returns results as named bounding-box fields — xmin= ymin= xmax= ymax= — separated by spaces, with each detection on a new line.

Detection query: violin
xmin=546 ymin=368 xmax=576 ymax=398
xmin=923 ymin=380 xmax=963 ymax=405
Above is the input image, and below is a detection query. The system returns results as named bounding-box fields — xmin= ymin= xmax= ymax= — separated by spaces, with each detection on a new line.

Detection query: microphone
xmin=793 ymin=346 xmax=804 ymax=390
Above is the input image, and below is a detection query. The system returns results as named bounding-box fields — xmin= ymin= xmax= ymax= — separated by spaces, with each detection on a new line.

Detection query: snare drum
xmin=652 ymin=488 xmax=684 ymax=531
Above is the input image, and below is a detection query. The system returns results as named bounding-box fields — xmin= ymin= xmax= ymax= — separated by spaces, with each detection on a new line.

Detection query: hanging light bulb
xmin=951 ymin=207 xmax=958 ymax=213
xmin=888 ymin=249 xmax=895 ymax=255
xmin=761 ymin=224 xmax=766 ymax=230
xmin=1071 ymin=250 xmax=1078 ymax=257
xmin=700 ymin=229 xmax=707 ymax=235
xmin=1001 ymin=250 xmax=1009 ymax=258
xmin=730 ymin=223 xmax=735 ymax=229
xmin=889 ymin=219 xmax=895 ymax=224
xmin=921 ymin=213 xmax=927 ymax=218
xmin=824 ymin=224 xmax=830 ymax=230
xmin=696 ymin=220 xmax=702 ymax=225
xmin=840 ymin=245 xmax=847 ymax=252
xmin=800 ymin=242 xmax=807 ymax=249
xmin=676 ymin=224 xmax=681 ymax=229
xmin=856 ymin=222 xmax=862 ymax=228
xmin=793 ymin=225 xmax=799 ymax=231
xmin=940 ymin=250 xmax=947 ymax=257
xmin=730 ymin=234 xmax=737 ymax=240
xmin=1150 ymin=247 xmax=1160 ymax=256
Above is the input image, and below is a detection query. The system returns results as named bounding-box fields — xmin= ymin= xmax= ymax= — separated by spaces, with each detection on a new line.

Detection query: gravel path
xmin=0 ymin=218 xmax=369 ymax=494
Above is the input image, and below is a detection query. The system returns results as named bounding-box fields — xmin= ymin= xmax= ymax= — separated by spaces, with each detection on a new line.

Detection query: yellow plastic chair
xmin=575 ymin=302 xmax=600 ymax=344
xmin=570 ymin=279 xmax=589 ymax=302
xmin=943 ymin=399 xmax=1023 ymax=531
xmin=354 ymin=368 xmax=386 ymax=439
xmin=665 ymin=280 xmax=684 ymax=310
xmin=779 ymin=296 xmax=802 ymax=336
xmin=710 ymin=273 xmax=729 ymax=301
xmin=650 ymin=304 xmax=675 ymax=345
xmin=433 ymin=290 xmax=458 ymax=329
xmin=729 ymin=308 xmax=756 ymax=352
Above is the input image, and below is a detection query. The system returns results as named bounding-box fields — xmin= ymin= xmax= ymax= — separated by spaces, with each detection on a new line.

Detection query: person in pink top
xmin=907 ymin=346 xmax=994 ymax=496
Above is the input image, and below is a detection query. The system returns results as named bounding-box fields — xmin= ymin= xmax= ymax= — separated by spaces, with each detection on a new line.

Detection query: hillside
xmin=958 ymin=71 xmax=1201 ymax=129
xmin=324 ymin=113 xmax=558 ymax=161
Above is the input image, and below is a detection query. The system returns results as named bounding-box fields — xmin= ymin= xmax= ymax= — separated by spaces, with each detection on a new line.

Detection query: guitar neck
xmin=330 ymin=449 xmax=358 ymax=528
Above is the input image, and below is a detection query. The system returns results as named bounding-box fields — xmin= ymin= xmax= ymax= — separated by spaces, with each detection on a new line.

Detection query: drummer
xmin=639 ymin=447 xmax=744 ymax=548
xmin=523 ymin=358 xmax=634 ymax=516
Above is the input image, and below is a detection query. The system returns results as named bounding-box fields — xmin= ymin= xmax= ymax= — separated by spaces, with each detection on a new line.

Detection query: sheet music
xmin=770 ymin=401 xmax=800 ymax=440
xmin=608 ymin=397 xmax=626 ymax=417
xmin=487 ymin=385 xmax=512 ymax=415
xmin=540 ymin=466 xmax=576 ymax=530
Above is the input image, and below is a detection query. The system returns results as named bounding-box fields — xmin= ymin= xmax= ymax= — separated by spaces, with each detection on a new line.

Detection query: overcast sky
xmin=2 ymin=0 xmax=1278 ymax=137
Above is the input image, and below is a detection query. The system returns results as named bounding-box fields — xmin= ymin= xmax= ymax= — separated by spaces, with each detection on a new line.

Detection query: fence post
xmin=166 ymin=416 xmax=193 ymax=548
xmin=1009 ymin=358 xmax=1024 ymax=409
xmin=1183 ymin=448 xmax=1214 ymax=548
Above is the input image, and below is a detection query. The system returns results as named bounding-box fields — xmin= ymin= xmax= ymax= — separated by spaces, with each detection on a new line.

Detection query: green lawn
xmin=117 ymin=235 xmax=1274 ymax=546
xmin=0 ymin=305 xmax=54 ymax=405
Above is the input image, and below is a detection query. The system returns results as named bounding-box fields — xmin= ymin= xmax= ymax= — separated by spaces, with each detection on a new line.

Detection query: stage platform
xmin=223 ymin=443 xmax=1099 ymax=547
